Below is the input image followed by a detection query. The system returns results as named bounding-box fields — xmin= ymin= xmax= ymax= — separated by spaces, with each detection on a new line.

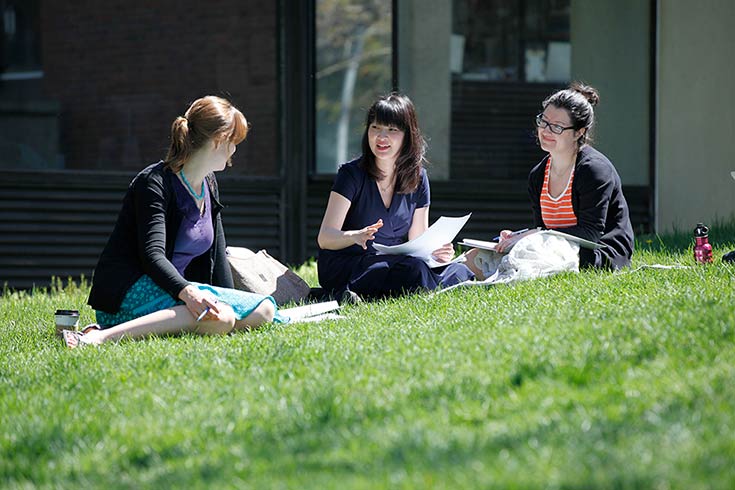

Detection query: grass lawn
xmin=2 ymin=224 xmax=735 ymax=489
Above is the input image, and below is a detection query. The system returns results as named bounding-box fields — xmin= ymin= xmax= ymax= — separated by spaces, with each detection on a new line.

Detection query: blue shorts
xmin=95 ymin=275 xmax=286 ymax=327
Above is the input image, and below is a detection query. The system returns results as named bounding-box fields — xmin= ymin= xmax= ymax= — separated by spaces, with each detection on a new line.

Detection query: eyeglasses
xmin=535 ymin=114 xmax=575 ymax=135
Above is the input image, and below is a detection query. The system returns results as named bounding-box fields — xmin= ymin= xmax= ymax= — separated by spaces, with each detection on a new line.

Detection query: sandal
xmin=62 ymin=324 xmax=102 ymax=349
xmin=80 ymin=324 xmax=102 ymax=334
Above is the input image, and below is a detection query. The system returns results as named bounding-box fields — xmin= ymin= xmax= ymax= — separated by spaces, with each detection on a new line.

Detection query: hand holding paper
xmin=496 ymin=228 xmax=536 ymax=253
xmin=372 ymin=213 xmax=471 ymax=268
xmin=431 ymin=243 xmax=455 ymax=263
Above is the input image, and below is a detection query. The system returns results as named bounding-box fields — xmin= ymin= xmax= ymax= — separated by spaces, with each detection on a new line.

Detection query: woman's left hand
xmin=431 ymin=243 xmax=454 ymax=264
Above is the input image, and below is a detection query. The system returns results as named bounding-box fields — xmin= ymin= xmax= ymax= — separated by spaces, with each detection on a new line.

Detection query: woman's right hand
xmin=347 ymin=219 xmax=383 ymax=249
xmin=178 ymin=284 xmax=221 ymax=320
xmin=495 ymin=229 xmax=513 ymax=253
xmin=318 ymin=192 xmax=384 ymax=251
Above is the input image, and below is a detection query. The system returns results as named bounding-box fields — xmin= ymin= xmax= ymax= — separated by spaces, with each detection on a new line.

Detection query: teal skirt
xmin=95 ymin=275 xmax=288 ymax=327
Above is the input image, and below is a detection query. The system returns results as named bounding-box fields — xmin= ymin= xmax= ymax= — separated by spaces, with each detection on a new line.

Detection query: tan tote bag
xmin=226 ymin=247 xmax=311 ymax=305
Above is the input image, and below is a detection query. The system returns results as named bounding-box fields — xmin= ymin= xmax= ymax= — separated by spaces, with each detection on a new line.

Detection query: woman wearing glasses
xmin=473 ymin=83 xmax=634 ymax=272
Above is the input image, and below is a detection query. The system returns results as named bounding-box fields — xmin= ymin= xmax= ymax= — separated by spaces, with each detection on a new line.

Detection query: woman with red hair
xmin=65 ymin=96 xmax=282 ymax=347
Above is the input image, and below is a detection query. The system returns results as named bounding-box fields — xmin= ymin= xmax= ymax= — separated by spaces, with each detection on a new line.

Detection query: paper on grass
xmin=372 ymin=213 xmax=472 ymax=268
xmin=280 ymin=300 xmax=340 ymax=322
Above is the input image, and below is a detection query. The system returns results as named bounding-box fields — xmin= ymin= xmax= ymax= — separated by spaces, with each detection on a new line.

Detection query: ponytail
xmin=165 ymin=116 xmax=193 ymax=172
xmin=163 ymin=96 xmax=249 ymax=172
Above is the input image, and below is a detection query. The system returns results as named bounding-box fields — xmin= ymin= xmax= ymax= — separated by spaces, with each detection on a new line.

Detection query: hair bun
xmin=570 ymin=82 xmax=599 ymax=107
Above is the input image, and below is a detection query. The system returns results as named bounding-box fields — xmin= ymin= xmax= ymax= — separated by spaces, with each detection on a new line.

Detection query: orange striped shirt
xmin=540 ymin=157 xmax=578 ymax=228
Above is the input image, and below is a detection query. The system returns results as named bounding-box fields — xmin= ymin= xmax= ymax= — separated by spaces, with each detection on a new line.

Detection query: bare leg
xmin=84 ymin=299 xmax=275 ymax=345
xmin=233 ymin=300 xmax=275 ymax=331
xmin=85 ymin=304 xmax=236 ymax=345
xmin=464 ymin=248 xmax=486 ymax=280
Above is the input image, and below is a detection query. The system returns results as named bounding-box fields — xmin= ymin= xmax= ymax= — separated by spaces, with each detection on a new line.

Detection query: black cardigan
xmin=528 ymin=146 xmax=634 ymax=269
xmin=88 ymin=161 xmax=234 ymax=313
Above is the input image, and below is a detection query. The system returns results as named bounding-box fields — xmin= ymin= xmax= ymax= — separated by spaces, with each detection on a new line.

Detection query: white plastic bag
xmin=473 ymin=231 xmax=579 ymax=284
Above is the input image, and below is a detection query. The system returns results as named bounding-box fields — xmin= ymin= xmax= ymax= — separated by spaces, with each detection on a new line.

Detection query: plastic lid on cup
xmin=54 ymin=309 xmax=80 ymax=316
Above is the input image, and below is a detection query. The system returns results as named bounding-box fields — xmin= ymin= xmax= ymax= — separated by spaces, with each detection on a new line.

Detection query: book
xmin=460 ymin=228 xmax=601 ymax=253
xmin=459 ymin=228 xmax=537 ymax=252
xmin=458 ymin=238 xmax=498 ymax=251
xmin=541 ymin=229 xmax=601 ymax=249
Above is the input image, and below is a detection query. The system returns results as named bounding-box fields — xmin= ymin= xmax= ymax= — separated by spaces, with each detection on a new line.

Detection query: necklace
xmin=180 ymin=169 xmax=205 ymax=200
xmin=378 ymin=175 xmax=396 ymax=193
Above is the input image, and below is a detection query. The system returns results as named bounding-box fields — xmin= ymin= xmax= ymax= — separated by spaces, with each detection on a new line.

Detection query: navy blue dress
xmin=317 ymin=158 xmax=474 ymax=299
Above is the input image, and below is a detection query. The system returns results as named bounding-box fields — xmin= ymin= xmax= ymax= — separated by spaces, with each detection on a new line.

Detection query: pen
xmin=196 ymin=307 xmax=210 ymax=322
xmin=493 ymin=228 xmax=529 ymax=241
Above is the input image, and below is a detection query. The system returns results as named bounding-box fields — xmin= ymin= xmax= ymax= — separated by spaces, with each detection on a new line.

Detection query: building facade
xmin=0 ymin=0 xmax=731 ymax=288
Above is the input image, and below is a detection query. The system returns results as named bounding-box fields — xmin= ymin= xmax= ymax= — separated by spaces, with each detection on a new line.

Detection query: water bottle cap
xmin=694 ymin=223 xmax=709 ymax=237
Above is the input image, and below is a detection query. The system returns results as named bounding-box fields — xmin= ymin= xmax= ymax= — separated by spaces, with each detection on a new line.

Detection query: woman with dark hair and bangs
xmin=64 ymin=96 xmax=285 ymax=347
xmin=317 ymin=93 xmax=474 ymax=301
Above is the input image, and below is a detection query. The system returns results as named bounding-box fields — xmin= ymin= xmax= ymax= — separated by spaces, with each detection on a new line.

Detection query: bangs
xmin=226 ymin=111 xmax=249 ymax=145
xmin=369 ymin=99 xmax=409 ymax=131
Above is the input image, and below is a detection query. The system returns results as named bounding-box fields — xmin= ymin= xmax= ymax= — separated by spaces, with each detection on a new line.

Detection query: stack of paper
xmin=372 ymin=214 xmax=472 ymax=268
xmin=280 ymin=301 xmax=343 ymax=323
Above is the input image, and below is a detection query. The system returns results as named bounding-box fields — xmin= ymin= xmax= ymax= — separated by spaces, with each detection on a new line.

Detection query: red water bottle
xmin=693 ymin=223 xmax=713 ymax=263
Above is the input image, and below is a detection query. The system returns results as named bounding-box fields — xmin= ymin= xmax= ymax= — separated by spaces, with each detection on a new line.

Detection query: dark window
xmin=449 ymin=0 xmax=570 ymax=179
xmin=396 ymin=0 xmax=570 ymax=180
xmin=453 ymin=0 xmax=570 ymax=83
xmin=1 ymin=0 xmax=42 ymax=78
xmin=0 ymin=0 xmax=57 ymax=170
xmin=314 ymin=0 xmax=393 ymax=174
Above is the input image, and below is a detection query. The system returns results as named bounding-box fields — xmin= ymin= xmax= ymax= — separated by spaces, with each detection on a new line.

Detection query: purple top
xmin=326 ymin=157 xmax=430 ymax=255
xmin=171 ymin=176 xmax=214 ymax=275
xmin=317 ymin=157 xmax=439 ymax=294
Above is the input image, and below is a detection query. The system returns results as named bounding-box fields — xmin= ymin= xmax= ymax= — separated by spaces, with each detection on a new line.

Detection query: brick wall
xmin=39 ymin=0 xmax=278 ymax=175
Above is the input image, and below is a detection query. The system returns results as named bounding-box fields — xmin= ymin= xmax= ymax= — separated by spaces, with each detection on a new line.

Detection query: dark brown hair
xmin=542 ymin=82 xmax=599 ymax=149
xmin=359 ymin=93 xmax=426 ymax=194
xmin=165 ymin=96 xmax=249 ymax=172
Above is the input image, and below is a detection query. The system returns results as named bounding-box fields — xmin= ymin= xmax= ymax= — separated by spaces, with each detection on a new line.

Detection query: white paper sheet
xmin=461 ymin=228 xmax=600 ymax=252
xmin=541 ymin=230 xmax=601 ymax=249
xmin=372 ymin=213 xmax=471 ymax=267
xmin=458 ymin=238 xmax=498 ymax=251
xmin=279 ymin=301 xmax=340 ymax=322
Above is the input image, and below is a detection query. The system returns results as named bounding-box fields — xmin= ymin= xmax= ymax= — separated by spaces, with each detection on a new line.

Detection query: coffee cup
xmin=54 ymin=309 xmax=80 ymax=337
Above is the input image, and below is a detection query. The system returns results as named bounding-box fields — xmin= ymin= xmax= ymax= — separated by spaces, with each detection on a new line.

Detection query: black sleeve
xmin=528 ymin=162 xmax=545 ymax=229
xmin=211 ymin=214 xmax=234 ymax=288
xmin=209 ymin=176 xmax=234 ymax=288
xmin=134 ymin=172 xmax=190 ymax=298
xmin=557 ymin=161 xmax=615 ymax=243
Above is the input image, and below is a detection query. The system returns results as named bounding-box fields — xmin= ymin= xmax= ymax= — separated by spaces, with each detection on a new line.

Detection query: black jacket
xmin=88 ymin=161 xmax=233 ymax=313
xmin=528 ymin=146 xmax=634 ymax=269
